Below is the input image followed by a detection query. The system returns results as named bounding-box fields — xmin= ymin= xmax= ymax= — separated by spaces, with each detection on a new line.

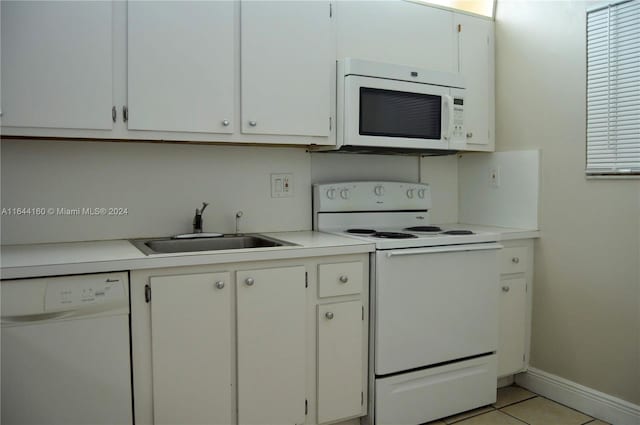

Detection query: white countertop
xmin=0 ymin=231 xmax=375 ymax=280
xmin=0 ymin=226 xmax=539 ymax=280
xmin=442 ymin=224 xmax=540 ymax=241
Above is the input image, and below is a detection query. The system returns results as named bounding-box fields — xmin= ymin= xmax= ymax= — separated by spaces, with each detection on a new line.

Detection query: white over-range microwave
xmin=335 ymin=58 xmax=466 ymax=152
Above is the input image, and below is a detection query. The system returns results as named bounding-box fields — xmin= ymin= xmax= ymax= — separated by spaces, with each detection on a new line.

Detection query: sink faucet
xmin=193 ymin=202 xmax=209 ymax=233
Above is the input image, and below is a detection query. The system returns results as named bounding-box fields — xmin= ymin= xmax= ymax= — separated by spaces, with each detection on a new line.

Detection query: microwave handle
xmin=443 ymin=95 xmax=454 ymax=141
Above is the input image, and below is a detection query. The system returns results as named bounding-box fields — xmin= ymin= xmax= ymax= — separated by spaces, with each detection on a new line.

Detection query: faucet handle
xmin=197 ymin=202 xmax=209 ymax=215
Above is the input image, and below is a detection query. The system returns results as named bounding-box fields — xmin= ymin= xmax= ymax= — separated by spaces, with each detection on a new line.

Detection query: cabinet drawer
xmin=501 ymin=247 xmax=527 ymax=274
xmin=318 ymin=262 xmax=363 ymax=298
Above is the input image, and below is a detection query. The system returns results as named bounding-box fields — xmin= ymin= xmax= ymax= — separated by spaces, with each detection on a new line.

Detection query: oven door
xmin=344 ymin=75 xmax=453 ymax=150
xmin=374 ymin=243 xmax=501 ymax=375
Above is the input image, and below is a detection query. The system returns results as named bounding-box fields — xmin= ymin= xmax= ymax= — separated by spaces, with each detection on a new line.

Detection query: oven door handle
xmin=385 ymin=243 xmax=503 ymax=257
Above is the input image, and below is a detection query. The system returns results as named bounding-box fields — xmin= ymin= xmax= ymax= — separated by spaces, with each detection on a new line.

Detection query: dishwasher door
xmin=374 ymin=243 xmax=501 ymax=376
xmin=1 ymin=272 xmax=133 ymax=425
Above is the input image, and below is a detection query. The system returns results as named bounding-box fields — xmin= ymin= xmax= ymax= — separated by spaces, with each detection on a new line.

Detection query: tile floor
xmin=426 ymin=385 xmax=610 ymax=425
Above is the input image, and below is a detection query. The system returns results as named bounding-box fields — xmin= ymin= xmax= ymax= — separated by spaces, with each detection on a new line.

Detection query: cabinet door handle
xmin=122 ymin=105 xmax=129 ymax=122
xmin=512 ymin=257 xmax=520 ymax=264
xmin=249 ymin=121 xmax=257 ymax=127
xmin=245 ymin=277 xmax=255 ymax=286
xmin=112 ymin=106 xmax=117 ymax=123
xmin=222 ymin=120 xmax=230 ymax=127
xmin=502 ymin=286 xmax=510 ymax=292
xmin=325 ymin=311 xmax=334 ymax=320
xmin=215 ymin=281 xmax=225 ymax=289
xmin=339 ymin=275 xmax=349 ymax=284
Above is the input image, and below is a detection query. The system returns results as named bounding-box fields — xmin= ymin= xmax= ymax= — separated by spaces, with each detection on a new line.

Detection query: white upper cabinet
xmin=336 ymin=0 xmax=456 ymax=72
xmin=241 ymin=1 xmax=333 ymax=137
xmin=452 ymin=13 xmax=495 ymax=151
xmin=1 ymin=1 xmax=113 ymax=130
xmin=127 ymin=1 xmax=235 ymax=134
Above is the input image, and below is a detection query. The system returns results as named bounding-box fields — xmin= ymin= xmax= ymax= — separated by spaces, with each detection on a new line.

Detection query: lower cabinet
xmin=236 ymin=267 xmax=307 ymax=424
xmin=317 ymin=301 xmax=364 ymax=424
xmin=497 ymin=240 xmax=534 ymax=377
xmin=149 ymin=272 xmax=233 ymax=425
xmin=130 ymin=255 xmax=369 ymax=425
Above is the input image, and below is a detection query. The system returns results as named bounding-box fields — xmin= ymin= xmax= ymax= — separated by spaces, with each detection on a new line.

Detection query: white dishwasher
xmin=1 ymin=272 xmax=133 ymax=425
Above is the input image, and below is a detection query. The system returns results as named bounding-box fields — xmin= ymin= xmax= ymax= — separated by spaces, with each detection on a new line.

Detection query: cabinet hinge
xmin=329 ymin=116 xmax=332 ymax=131
xmin=305 ymin=272 xmax=308 ymax=288
xmin=329 ymin=3 xmax=332 ymax=17
xmin=361 ymin=391 xmax=364 ymax=405
xmin=112 ymin=106 xmax=117 ymax=123
xmin=305 ymin=399 xmax=308 ymax=415
xmin=457 ymin=23 xmax=462 ymax=33
xmin=362 ymin=305 xmax=364 ymax=321
xmin=144 ymin=284 xmax=151 ymax=303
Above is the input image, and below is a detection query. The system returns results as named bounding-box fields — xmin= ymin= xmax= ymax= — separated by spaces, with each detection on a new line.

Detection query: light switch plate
xmin=271 ymin=173 xmax=293 ymax=198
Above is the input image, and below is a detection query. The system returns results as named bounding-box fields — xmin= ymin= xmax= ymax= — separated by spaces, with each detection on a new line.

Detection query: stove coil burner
xmin=372 ymin=231 xmax=418 ymax=239
xmin=442 ymin=230 xmax=474 ymax=235
xmin=404 ymin=226 xmax=443 ymax=232
xmin=345 ymin=228 xmax=377 ymax=235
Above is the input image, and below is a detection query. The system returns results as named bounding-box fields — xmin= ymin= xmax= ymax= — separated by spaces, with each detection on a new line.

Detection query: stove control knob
xmin=418 ymin=189 xmax=426 ymax=199
xmin=374 ymin=185 xmax=384 ymax=196
xmin=326 ymin=188 xmax=336 ymax=199
xmin=340 ymin=188 xmax=350 ymax=199
xmin=406 ymin=189 xmax=415 ymax=199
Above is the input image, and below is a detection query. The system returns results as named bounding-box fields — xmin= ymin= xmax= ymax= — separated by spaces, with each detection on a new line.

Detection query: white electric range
xmin=313 ymin=181 xmax=501 ymax=425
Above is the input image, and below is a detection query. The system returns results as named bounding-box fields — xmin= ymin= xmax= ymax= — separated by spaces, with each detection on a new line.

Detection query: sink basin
xmin=130 ymin=234 xmax=294 ymax=255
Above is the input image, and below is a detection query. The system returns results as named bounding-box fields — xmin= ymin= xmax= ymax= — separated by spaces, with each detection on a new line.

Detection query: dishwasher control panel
xmin=44 ymin=274 xmax=127 ymax=312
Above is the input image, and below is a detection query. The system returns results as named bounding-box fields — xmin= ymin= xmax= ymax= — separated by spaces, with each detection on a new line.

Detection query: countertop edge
xmin=1 ymin=242 xmax=375 ymax=280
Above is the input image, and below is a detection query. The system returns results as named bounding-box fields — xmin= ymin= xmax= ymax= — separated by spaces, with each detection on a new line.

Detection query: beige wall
xmin=0 ymin=140 xmax=425 ymax=245
xmin=496 ymin=0 xmax=640 ymax=404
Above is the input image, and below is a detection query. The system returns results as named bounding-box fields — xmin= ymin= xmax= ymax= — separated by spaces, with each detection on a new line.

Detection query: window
xmin=586 ymin=0 xmax=640 ymax=176
xmin=409 ymin=0 xmax=495 ymax=18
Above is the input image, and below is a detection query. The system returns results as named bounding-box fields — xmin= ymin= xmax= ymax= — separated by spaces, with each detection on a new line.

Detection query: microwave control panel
xmin=453 ymin=97 xmax=465 ymax=139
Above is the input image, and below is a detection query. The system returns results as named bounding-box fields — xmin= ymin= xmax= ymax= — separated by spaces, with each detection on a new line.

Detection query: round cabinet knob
xmin=245 ymin=277 xmax=255 ymax=286
xmin=326 ymin=188 xmax=336 ymax=200
xmin=502 ymin=286 xmax=510 ymax=292
xmin=222 ymin=120 xmax=230 ymax=127
xmin=418 ymin=189 xmax=426 ymax=199
xmin=325 ymin=312 xmax=334 ymax=320
xmin=249 ymin=121 xmax=257 ymax=127
xmin=374 ymin=185 xmax=384 ymax=196
xmin=340 ymin=189 xmax=350 ymax=199
xmin=512 ymin=257 xmax=520 ymax=264
xmin=466 ymin=132 xmax=473 ymax=139
xmin=339 ymin=275 xmax=349 ymax=284
xmin=215 ymin=281 xmax=225 ymax=289
xmin=406 ymin=189 xmax=415 ymax=199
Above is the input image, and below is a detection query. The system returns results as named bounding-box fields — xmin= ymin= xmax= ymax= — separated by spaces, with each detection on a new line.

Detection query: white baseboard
xmin=515 ymin=367 xmax=640 ymax=425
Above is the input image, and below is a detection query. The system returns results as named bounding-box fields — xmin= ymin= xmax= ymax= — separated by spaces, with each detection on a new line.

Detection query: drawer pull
xmin=502 ymin=286 xmax=510 ymax=292
xmin=325 ymin=311 xmax=334 ymax=320
xmin=215 ymin=281 xmax=225 ymax=289
xmin=512 ymin=257 xmax=520 ymax=264
xmin=339 ymin=275 xmax=349 ymax=284
xmin=245 ymin=277 xmax=255 ymax=286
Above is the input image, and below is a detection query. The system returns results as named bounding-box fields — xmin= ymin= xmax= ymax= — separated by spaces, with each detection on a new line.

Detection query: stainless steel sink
xmin=130 ymin=234 xmax=294 ymax=255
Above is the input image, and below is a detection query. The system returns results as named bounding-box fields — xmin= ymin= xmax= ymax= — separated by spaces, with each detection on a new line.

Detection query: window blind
xmin=586 ymin=0 xmax=640 ymax=175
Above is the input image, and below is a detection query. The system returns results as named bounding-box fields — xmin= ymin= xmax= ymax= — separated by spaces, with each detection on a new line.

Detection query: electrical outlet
xmin=271 ymin=173 xmax=293 ymax=198
xmin=489 ymin=166 xmax=501 ymax=188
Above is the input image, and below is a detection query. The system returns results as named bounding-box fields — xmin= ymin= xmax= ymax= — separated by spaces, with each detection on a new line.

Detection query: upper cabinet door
xmin=1 ymin=1 xmax=113 ymax=130
xmin=127 ymin=1 xmax=235 ymax=133
xmin=455 ymin=14 xmax=495 ymax=150
xmin=241 ymin=1 xmax=332 ymax=137
xmin=336 ymin=0 xmax=456 ymax=72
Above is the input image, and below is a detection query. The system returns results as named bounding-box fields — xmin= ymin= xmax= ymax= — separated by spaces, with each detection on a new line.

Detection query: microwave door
xmin=343 ymin=75 xmax=450 ymax=150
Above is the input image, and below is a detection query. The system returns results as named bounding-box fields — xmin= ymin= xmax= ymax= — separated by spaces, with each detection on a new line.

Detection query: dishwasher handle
xmin=385 ymin=243 xmax=503 ymax=257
